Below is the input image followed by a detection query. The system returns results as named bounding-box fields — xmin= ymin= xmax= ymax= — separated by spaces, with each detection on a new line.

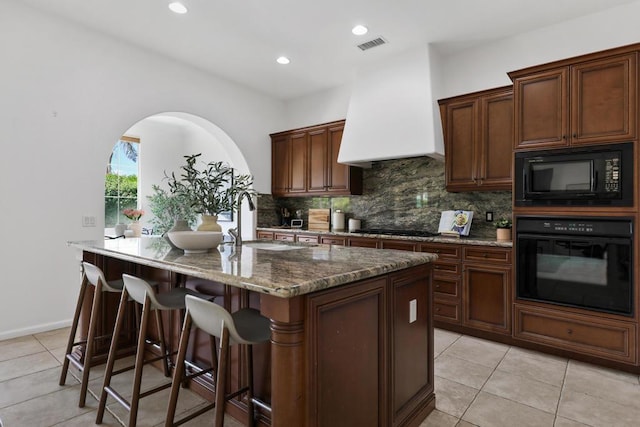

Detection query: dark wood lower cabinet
xmin=514 ymin=304 xmax=637 ymax=365
xmin=307 ymin=266 xmax=434 ymax=427
xmin=463 ymin=263 xmax=511 ymax=335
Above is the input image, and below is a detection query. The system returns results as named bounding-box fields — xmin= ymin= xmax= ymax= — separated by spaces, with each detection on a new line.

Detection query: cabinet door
xmin=571 ymin=53 xmax=637 ymax=145
xmin=514 ymin=68 xmax=568 ymax=150
xmin=271 ymin=135 xmax=290 ymax=195
xmin=307 ymin=127 xmax=328 ymax=193
xmin=307 ymin=277 xmax=388 ymax=426
xmin=444 ymin=99 xmax=479 ymax=189
xmin=288 ymin=132 xmax=308 ymax=194
xmin=479 ymin=91 xmax=513 ymax=190
xmin=463 ymin=263 xmax=511 ymax=334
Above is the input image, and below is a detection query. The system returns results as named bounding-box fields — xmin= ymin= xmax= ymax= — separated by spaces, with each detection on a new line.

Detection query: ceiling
xmin=17 ymin=0 xmax=639 ymax=100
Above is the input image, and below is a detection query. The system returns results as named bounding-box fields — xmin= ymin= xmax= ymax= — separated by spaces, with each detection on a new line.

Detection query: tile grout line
xmin=454 ymin=341 xmax=512 ymax=425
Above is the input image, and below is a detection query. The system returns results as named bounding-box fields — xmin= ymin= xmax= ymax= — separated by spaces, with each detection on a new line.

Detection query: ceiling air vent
xmin=357 ymin=37 xmax=387 ymax=51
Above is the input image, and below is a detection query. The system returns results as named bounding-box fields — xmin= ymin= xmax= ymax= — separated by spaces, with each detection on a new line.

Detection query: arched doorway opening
xmin=105 ymin=112 xmax=255 ymax=239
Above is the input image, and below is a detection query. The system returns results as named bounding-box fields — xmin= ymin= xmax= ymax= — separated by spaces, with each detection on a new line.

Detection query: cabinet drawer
xmin=296 ymin=235 xmax=319 ymax=243
xmin=420 ymin=243 xmax=461 ymax=260
xmin=514 ymin=305 xmax=636 ymax=364
xmin=320 ymin=236 xmax=346 ymax=246
xmin=274 ymin=233 xmax=296 ymax=242
xmin=433 ymin=276 xmax=460 ymax=298
xmin=432 ymin=261 xmax=461 ymax=276
xmin=348 ymin=237 xmax=380 ymax=248
xmin=257 ymin=231 xmax=274 ymax=240
xmin=463 ymin=246 xmax=511 ymax=264
xmin=434 ymin=300 xmax=460 ymax=323
xmin=381 ymin=240 xmax=417 ymax=251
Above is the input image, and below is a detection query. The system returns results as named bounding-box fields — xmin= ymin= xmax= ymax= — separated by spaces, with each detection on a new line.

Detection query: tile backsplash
xmin=257 ymin=156 xmax=512 ymax=238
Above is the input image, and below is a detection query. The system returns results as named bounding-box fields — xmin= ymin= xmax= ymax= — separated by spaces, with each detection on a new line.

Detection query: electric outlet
xmin=409 ymin=299 xmax=417 ymax=323
xmin=82 ymin=215 xmax=96 ymax=227
xmin=486 ymin=211 xmax=494 ymax=222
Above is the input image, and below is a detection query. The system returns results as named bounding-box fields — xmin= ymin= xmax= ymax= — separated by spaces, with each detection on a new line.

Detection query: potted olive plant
xmin=147 ymin=184 xmax=198 ymax=235
xmin=166 ymin=153 xmax=255 ymax=231
xmin=495 ymin=217 xmax=512 ymax=242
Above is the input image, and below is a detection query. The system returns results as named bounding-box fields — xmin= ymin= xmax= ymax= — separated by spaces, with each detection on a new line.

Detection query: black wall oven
xmin=516 ymin=216 xmax=633 ymax=316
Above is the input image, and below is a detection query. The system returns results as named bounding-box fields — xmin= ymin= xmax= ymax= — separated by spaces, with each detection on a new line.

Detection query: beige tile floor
xmin=1 ymin=327 xmax=639 ymax=426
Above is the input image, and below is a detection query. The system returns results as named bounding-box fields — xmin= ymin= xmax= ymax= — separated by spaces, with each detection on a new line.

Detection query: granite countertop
xmin=257 ymin=227 xmax=513 ymax=248
xmin=68 ymin=237 xmax=437 ymax=298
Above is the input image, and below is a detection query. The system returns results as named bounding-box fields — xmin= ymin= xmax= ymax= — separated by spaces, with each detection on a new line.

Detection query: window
xmin=105 ymin=136 xmax=140 ymax=227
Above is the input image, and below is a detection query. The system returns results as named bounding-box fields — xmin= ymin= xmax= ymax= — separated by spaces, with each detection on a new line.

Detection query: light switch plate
xmin=409 ymin=299 xmax=417 ymax=323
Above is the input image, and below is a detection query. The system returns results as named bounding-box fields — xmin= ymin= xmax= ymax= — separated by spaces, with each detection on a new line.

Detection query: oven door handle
xmin=516 ymin=233 xmax=632 ymax=245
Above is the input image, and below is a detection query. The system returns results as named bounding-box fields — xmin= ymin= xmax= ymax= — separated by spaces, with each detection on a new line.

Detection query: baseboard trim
xmin=0 ymin=319 xmax=72 ymax=341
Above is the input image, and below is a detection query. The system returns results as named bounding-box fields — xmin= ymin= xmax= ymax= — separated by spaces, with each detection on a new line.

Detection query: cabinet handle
xmin=573 ymin=133 xmax=577 ymax=138
xmin=435 ymin=284 xmax=441 ymax=289
xmin=483 ymin=253 xmax=488 ymax=258
xmin=567 ymin=328 xmax=573 ymax=335
xmin=436 ymin=307 xmax=441 ymax=312
xmin=562 ymin=135 xmax=567 ymax=140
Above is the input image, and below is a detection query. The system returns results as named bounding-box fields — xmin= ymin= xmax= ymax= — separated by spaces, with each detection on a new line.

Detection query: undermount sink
xmin=243 ymin=242 xmax=307 ymax=251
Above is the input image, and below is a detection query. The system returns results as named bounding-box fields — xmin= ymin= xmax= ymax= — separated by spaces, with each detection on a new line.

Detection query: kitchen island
xmin=68 ymin=237 xmax=437 ymax=427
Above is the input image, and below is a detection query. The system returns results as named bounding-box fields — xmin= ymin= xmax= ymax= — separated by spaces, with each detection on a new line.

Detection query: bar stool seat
xmin=59 ymin=261 xmax=125 ymax=407
xmin=165 ymin=294 xmax=271 ymax=427
xmin=96 ymin=274 xmax=206 ymax=427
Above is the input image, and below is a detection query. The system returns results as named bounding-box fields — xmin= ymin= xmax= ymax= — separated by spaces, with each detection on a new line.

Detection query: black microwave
xmin=514 ymin=143 xmax=633 ymax=206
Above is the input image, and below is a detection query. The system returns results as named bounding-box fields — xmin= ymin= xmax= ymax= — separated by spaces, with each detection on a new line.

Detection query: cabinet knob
xmin=483 ymin=253 xmax=488 ymax=258
xmin=562 ymin=135 xmax=567 ymax=139
xmin=573 ymin=133 xmax=577 ymax=138
xmin=435 ymin=284 xmax=441 ymax=289
xmin=436 ymin=307 xmax=441 ymax=312
xmin=567 ymin=328 xmax=573 ymax=335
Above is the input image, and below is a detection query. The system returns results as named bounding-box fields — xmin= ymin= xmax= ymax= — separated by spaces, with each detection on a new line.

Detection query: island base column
xmin=260 ymin=295 xmax=305 ymax=427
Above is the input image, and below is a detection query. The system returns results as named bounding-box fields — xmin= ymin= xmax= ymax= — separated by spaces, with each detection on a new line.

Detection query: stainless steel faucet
xmin=229 ymin=191 xmax=255 ymax=246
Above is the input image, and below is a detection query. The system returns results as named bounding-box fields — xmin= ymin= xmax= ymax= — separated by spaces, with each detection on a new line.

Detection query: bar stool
xmin=96 ymin=274 xmax=205 ymax=427
xmin=59 ymin=261 xmax=125 ymax=407
xmin=165 ymin=295 xmax=271 ymax=427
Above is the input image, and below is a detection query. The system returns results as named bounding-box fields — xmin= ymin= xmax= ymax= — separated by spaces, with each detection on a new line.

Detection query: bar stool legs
xmin=96 ymin=274 xmax=204 ymax=427
xmin=165 ymin=295 xmax=271 ymax=427
xmin=59 ymin=262 xmax=124 ymax=408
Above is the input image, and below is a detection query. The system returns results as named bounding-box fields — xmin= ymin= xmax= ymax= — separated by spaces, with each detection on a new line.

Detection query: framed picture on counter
xmin=438 ymin=210 xmax=473 ymax=236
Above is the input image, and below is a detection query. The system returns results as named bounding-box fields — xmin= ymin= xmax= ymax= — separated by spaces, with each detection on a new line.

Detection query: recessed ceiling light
xmin=168 ymin=2 xmax=188 ymax=14
xmin=276 ymin=56 xmax=291 ymax=65
xmin=352 ymin=25 xmax=368 ymax=36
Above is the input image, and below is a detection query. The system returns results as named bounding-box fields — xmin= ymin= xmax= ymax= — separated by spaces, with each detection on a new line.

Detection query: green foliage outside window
xmin=105 ymin=174 xmax=138 ymax=227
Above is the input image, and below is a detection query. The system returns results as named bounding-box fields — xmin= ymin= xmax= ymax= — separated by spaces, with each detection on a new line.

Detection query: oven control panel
xmin=604 ymin=157 xmax=621 ymax=192
xmin=517 ymin=217 xmax=632 ymax=237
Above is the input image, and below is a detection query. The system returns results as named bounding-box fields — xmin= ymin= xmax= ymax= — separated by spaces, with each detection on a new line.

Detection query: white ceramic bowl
xmin=167 ymin=231 xmax=223 ymax=253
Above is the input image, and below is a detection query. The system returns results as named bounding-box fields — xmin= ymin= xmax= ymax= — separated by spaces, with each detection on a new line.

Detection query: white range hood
xmin=338 ymin=45 xmax=444 ymax=167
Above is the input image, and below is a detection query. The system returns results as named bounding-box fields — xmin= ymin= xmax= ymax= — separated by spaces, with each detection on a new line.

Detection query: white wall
xmin=283 ymin=84 xmax=352 ymax=130
xmin=0 ymin=1 xmax=283 ymax=339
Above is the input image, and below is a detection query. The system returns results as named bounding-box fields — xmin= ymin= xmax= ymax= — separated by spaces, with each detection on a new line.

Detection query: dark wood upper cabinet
xmin=271 ymin=120 xmax=363 ymax=197
xmin=510 ymin=50 xmax=637 ymax=150
xmin=439 ymin=86 xmax=513 ymax=192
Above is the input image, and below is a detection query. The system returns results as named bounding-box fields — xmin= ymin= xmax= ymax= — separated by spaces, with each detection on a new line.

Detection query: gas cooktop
xmin=354 ymin=228 xmax=439 ymax=237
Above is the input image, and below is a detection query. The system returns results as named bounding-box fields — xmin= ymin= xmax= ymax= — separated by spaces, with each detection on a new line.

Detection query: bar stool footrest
xmin=172 ymin=402 xmax=217 ymax=427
